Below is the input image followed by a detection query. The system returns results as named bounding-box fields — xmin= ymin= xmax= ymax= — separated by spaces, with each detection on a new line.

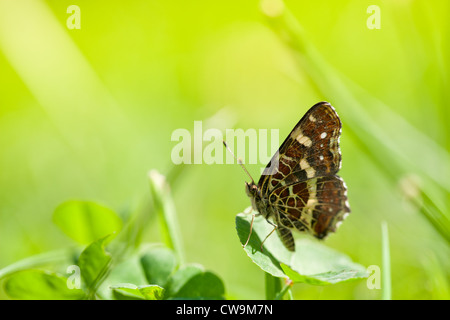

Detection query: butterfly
xmin=226 ymin=102 xmax=350 ymax=251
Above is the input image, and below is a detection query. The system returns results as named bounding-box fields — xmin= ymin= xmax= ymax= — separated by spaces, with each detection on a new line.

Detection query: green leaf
xmin=281 ymin=263 xmax=367 ymax=285
xmin=53 ymin=200 xmax=123 ymax=245
xmin=105 ymin=256 xmax=147 ymax=285
xmin=236 ymin=212 xmax=368 ymax=285
xmin=165 ymin=264 xmax=225 ymax=300
xmin=110 ymin=284 xmax=165 ymax=300
xmin=4 ymin=269 xmax=85 ymax=300
xmin=235 ymin=212 xmax=292 ymax=278
xmin=77 ymin=234 xmax=113 ymax=297
xmin=97 ymin=255 xmax=148 ymax=300
xmin=140 ymin=247 xmax=177 ymax=287
xmin=165 ymin=264 xmax=203 ymax=297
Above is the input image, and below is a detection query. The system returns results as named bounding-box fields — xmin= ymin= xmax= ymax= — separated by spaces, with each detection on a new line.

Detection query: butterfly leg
xmin=260 ymin=219 xmax=277 ymax=251
xmin=242 ymin=212 xmax=255 ymax=248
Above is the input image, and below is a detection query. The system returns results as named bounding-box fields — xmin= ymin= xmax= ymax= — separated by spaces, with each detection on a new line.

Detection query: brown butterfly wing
xmin=259 ymin=101 xmax=343 ymax=193
xmin=271 ymin=176 xmax=350 ymax=241
xmin=257 ymin=102 xmax=350 ymax=250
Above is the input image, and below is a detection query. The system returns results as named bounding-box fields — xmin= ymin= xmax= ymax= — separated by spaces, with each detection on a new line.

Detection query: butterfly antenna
xmin=223 ymin=140 xmax=255 ymax=184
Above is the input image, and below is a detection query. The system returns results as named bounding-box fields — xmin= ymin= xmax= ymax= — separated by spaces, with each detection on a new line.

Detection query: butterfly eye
xmin=244 ymin=182 xmax=259 ymax=198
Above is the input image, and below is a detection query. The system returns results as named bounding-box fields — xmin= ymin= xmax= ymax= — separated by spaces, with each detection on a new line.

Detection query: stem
xmin=148 ymin=170 xmax=185 ymax=265
xmin=265 ymin=273 xmax=282 ymax=300
xmin=274 ymin=282 xmax=293 ymax=300
xmin=265 ymin=273 xmax=293 ymax=300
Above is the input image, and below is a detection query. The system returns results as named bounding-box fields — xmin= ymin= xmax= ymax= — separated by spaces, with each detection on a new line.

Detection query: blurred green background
xmin=0 ymin=0 xmax=449 ymax=299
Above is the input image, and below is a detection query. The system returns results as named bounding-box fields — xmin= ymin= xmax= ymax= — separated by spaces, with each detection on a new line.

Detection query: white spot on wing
xmin=305 ymin=167 xmax=316 ymax=178
xmin=345 ymin=200 xmax=350 ymax=209
xmin=320 ymin=132 xmax=327 ymax=139
xmin=299 ymin=158 xmax=315 ymax=178
xmin=300 ymin=158 xmax=309 ymax=170
xmin=296 ymin=133 xmax=312 ymax=147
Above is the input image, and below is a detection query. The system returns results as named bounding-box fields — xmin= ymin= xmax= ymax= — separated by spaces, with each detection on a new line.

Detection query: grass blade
xmin=381 ymin=221 xmax=392 ymax=300
xmin=0 ymin=249 xmax=75 ymax=280
xmin=148 ymin=169 xmax=185 ymax=265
